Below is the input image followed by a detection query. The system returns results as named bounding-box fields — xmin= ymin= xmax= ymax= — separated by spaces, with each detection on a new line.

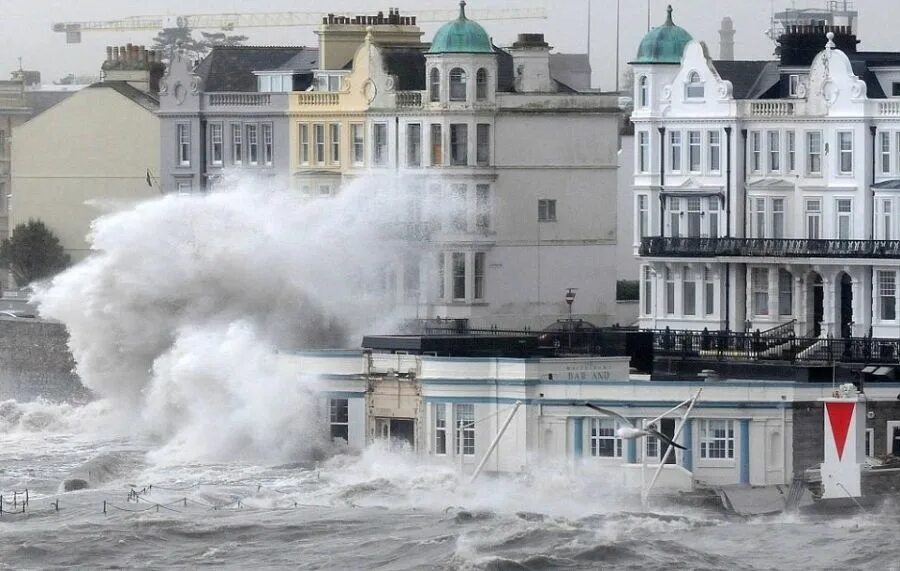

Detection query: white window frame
xmin=682 ymin=266 xmax=697 ymax=316
xmin=373 ymin=123 xmax=388 ymax=166
xmin=805 ymin=198 xmax=822 ymax=239
xmin=210 ymin=123 xmax=223 ymax=166
xmin=638 ymin=75 xmax=649 ymax=108
xmin=665 ymin=267 xmax=675 ymax=315
xmin=788 ymin=74 xmax=800 ymax=97
xmin=351 ymin=123 xmax=365 ymax=166
xmin=476 ymin=123 xmax=490 ymax=167
xmin=637 ymin=194 xmax=649 ymax=239
xmin=589 ymin=417 xmax=623 ymax=458
xmin=806 ymin=131 xmax=822 ymax=175
xmin=454 ymin=403 xmax=475 ymax=456
xmin=638 ymin=131 xmax=650 ymax=173
xmin=176 ymin=123 xmax=191 ymax=167
xmin=406 ymin=123 xmax=422 ymax=167
xmin=767 ymin=130 xmax=780 ymax=172
xmin=314 ymin=123 xmax=325 ymax=164
xmin=865 ymin=427 xmax=874 ymax=457
xmin=750 ymin=131 xmax=761 ymax=173
xmin=688 ymin=130 xmax=701 ymax=173
xmin=299 ymin=124 xmax=309 ymax=165
xmin=836 ymin=198 xmax=853 ymax=240
xmin=787 ymin=130 xmax=796 ymax=172
xmin=878 ymin=270 xmax=897 ymax=322
xmin=881 ymin=131 xmax=891 ymax=174
xmin=538 ymin=199 xmax=557 ymax=222
xmin=451 ymin=252 xmax=466 ymax=300
xmin=684 ymin=71 xmax=704 ymax=99
xmin=329 ymin=123 xmax=340 ymax=165
xmin=879 ymin=198 xmax=893 ymax=240
xmin=433 ymin=404 xmax=448 ymax=455
xmin=643 ymin=265 xmax=654 ymax=316
xmin=699 ymin=419 xmax=736 ymax=462
xmin=329 ymin=398 xmax=349 ymax=442
xmin=247 ymin=124 xmax=259 ymax=165
xmin=704 ymin=266 xmax=715 ymax=316
xmin=751 ymin=267 xmax=769 ymax=316
xmin=474 ymin=252 xmax=486 ymax=300
xmin=778 ymin=268 xmax=793 ymax=317
xmin=708 ymin=130 xmax=721 ymax=173
xmin=262 ymin=123 xmax=273 ymax=166
xmin=837 ymin=131 xmax=853 ymax=174
xmin=670 ymin=130 xmax=682 ymax=173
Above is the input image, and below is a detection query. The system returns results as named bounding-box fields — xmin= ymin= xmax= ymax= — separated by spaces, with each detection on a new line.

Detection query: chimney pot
xmin=106 ymin=46 xmax=113 ymax=62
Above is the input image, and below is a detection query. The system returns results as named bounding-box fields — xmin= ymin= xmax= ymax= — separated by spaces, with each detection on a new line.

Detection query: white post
xmin=642 ymin=389 xmax=702 ymax=507
xmin=470 ymin=401 xmax=522 ymax=484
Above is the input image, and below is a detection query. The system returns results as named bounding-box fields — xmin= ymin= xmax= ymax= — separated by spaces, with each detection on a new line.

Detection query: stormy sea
xmin=1 ymin=180 xmax=899 ymax=569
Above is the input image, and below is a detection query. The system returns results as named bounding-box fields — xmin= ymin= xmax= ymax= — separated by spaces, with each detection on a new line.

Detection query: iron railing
xmin=640 ymin=237 xmax=900 ymax=259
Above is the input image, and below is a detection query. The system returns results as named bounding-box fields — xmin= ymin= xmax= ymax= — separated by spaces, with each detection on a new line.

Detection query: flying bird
xmin=581 ymin=402 xmax=687 ymax=451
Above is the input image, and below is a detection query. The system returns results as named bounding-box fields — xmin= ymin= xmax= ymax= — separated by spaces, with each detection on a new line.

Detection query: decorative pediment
xmin=747 ymin=178 xmax=794 ymax=189
xmin=806 ymin=35 xmax=867 ymax=115
xmin=671 ymin=41 xmax=734 ymax=102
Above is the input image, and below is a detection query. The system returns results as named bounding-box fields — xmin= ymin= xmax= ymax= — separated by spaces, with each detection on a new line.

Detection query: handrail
xmin=640 ymin=236 xmax=900 ymax=259
xmin=761 ymin=319 xmax=796 ymax=338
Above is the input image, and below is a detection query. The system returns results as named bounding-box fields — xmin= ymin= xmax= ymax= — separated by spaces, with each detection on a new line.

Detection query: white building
xmin=631 ymin=7 xmax=900 ymax=340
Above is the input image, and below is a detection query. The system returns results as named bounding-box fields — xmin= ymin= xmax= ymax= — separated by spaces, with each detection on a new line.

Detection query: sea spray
xmin=34 ymin=174 xmax=446 ymax=462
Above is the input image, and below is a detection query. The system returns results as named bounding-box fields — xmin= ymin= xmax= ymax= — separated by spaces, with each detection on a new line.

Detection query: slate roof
xmin=380 ymin=46 xmax=427 ymax=90
xmin=86 ymin=81 xmax=159 ymax=111
xmin=713 ymin=60 xmax=779 ymax=99
xmin=872 ymin=179 xmax=900 ymax=190
xmin=194 ymin=46 xmax=318 ymax=92
xmin=549 ymin=53 xmax=592 ymax=92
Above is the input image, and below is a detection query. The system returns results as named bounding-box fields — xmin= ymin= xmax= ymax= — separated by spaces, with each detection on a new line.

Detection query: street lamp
xmin=565 ymin=288 xmax=577 ymax=349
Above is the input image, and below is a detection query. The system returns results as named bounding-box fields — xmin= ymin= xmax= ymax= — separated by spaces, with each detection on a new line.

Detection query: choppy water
xmin=1 ymin=399 xmax=899 ymax=570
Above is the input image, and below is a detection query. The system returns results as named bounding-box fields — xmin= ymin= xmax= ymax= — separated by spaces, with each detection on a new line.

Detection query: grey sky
xmin=2 ymin=0 xmax=900 ymax=90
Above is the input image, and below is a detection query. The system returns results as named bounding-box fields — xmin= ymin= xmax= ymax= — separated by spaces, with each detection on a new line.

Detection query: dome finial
xmin=666 ymin=5 xmax=674 ymax=25
xmin=459 ymin=0 xmax=467 ymax=20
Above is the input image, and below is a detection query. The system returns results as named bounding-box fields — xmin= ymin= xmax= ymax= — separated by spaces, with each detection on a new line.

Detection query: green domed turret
xmin=633 ymin=5 xmax=693 ymax=64
xmin=428 ymin=1 xmax=494 ymax=54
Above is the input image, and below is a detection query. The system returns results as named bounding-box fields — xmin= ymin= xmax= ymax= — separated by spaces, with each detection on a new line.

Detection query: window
xmin=752 ymin=267 xmax=769 ymax=316
xmin=177 ymin=123 xmax=191 ymax=166
xmin=590 ymin=418 xmax=623 ymax=457
xmin=683 ymin=266 xmax=696 ymax=316
xmin=685 ymin=71 xmax=704 ymax=98
xmin=314 ymin=124 xmax=325 ymax=164
xmin=665 ymin=267 xmax=675 ymax=315
xmin=538 ymin=199 xmax=556 ymax=222
xmin=704 ymin=267 xmax=715 ymax=315
xmin=430 ymin=124 xmax=443 ymax=166
xmin=450 ymin=124 xmax=468 ymax=165
xmin=687 ymin=197 xmax=702 ymax=237
xmin=879 ymin=270 xmax=896 ymax=321
xmin=430 ymin=68 xmax=440 ymax=102
xmin=881 ymin=132 xmax=891 ymax=174
xmin=474 ymin=252 xmax=485 ymax=300
xmin=406 ymin=123 xmax=421 ymax=167
xmin=329 ymin=123 xmax=340 ymax=165
xmin=708 ymin=130 xmax=720 ymax=172
xmin=318 ymin=184 xmax=331 ymax=196
xmin=475 ymin=184 xmax=491 ymax=231
xmin=668 ymin=197 xmax=680 ymax=237
xmin=699 ymin=419 xmax=735 ymax=460
xmin=865 ymin=428 xmax=874 ymax=457
xmin=299 ymin=124 xmax=309 ymax=165
xmin=807 ymin=131 xmax=822 ymax=174
xmin=638 ymin=131 xmax=649 ymax=173
xmin=752 ymin=198 xmax=766 ymax=239
xmin=767 ymin=131 xmax=780 ymax=172
xmin=449 ymin=68 xmax=467 ymax=101
xmin=455 ymin=404 xmax=475 ymax=456
xmin=247 ymin=124 xmax=259 ymax=165
xmin=329 ymin=398 xmax=349 ymax=442
xmin=476 ymin=68 xmax=488 ymax=100
xmin=262 ymin=124 xmax=273 ymax=166
xmin=837 ymin=199 xmax=852 ymax=239
xmin=637 ymin=195 xmax=649 ymax=238
xmin=838 ymin=131 xmax=853 ymax=174
xmin=638 ymin=75 xmax=648 ymax=107
xmin=688 ymin=131 xmax=701 ymax=172
xmin=351 ymin=124 xmax=364 ymax=165
xmin=176 ymin=180 xmax=192 ymax=193
xmin=437 ymin=253 xmax=445 ymax=299
xmin=210 ymin=123 xmax=223 ymax=166
xmin=806 ymin=199 xmax=821 ymax=239
xmin=772 ymin=198 xmax=785 ymax=239
xmin=643 ymin=266 xmax=653 ymax=315
xmin=789 ymin=74 xmax=800 ymax=97
xmin=452 ymin=252 xmax=465 ymax=299
xmin=779 ymin=269 xmax=793 ymax=317
xmin=373 ymin=123 xmax=388 ymax=166
xmin=894 ymin=82 xmax=900 ymax=97
xmin=881 ymin=199 xmax=893 ymax=240
xmin=787 ymin=130 xmax=796 ymax=172
xmin=476 ymin=124 xmax=490 ymax=166
xmin=750 ymin=131 xmax=761 ymax=172
xmin=670 ymin=131 xmax=682 ymax=172
xmin=707 ymin=197 xmax=719 ymax=239
xmin=434 ymin=404 xmax=447 ymax=455
xmin=450 ymin=184 xmax=467 ymax=231
xmin=301 ymin=185 xmax=312 ymax=197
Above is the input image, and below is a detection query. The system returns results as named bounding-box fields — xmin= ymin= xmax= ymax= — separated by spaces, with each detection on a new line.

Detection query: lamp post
xmin=565 ymin=288 xmax=577 ymax=349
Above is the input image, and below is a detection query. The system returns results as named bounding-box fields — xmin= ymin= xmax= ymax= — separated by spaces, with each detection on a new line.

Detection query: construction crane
xmin=52 ymin=5 xmax=547 ymax=44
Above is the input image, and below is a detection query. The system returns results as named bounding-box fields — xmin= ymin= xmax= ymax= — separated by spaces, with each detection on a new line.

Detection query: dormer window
xmin=476 ymin=68 xmax=488 ymax=100
xmin=258 ymin=74 xmax=293 ymax=93
xmin=450 ymin=68 xmax=467 ymax=101
xmin=638 ymin=75 xmax=648 ymax=107
xmin=788 ymin=74 xmax=800 ymax=97
xmin=685 ymin=71 xmax=704 ymax=99
xmin=316 ymin=74 xmax=343 ymax=92
xmin=430 ymin=68 xmax=440 ymax=102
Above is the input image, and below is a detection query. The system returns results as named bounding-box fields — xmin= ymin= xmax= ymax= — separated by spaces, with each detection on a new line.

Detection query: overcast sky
xmin=2 ymin=0 xmax=900 ymax=90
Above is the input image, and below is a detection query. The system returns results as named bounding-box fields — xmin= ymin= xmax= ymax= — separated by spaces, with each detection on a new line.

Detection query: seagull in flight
xmin=581 ymin=402 xmax=687 ymax=451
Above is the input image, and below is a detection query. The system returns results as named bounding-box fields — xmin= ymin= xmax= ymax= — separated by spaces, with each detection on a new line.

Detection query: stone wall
xmin=0 ymin=319 xmax=85 ymax=401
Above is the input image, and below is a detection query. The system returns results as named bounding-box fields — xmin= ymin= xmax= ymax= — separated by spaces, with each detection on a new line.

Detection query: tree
xmin=151 ymin=26 xmax=248 ymax=63
xmin=0 ymin=220 xmax=71 ymax=285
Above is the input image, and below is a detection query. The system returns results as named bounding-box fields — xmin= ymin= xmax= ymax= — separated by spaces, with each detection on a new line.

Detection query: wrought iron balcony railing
xmin=640 ymin=237 xmax=900 ymax=259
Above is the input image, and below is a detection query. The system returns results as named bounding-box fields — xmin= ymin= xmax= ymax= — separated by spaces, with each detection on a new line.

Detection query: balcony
xmin=746 ymin=100 xmax=795 ymax=117
xmin=395 ymin=91 xmax=423 ymax=108
xmin=879 ymin=101 xmax=900 ymax=117
xmin=207 ymin=93 xmax=273 ymax=106
xmin=640 ymin=236 xmax=900 ymax=259
xmin=295 ymin=92 xmax=339 ymax=106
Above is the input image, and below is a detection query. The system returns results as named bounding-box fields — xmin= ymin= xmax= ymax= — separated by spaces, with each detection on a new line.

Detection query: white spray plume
xmin=35 ymin=175 xmax=449 ymax=463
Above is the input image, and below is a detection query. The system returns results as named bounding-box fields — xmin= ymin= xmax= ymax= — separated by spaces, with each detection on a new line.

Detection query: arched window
xmin=638 ymin=75 xmax=648 ymax=107
xmin=430 ymin=68 xmax=440 ymax=102
xmin=449 ymin=68 xmax=467 ymax=101
xmin=476 ymin=68 xmax=488 ymax=100
xmin=685 ymin=71 xmax=704 ymax=99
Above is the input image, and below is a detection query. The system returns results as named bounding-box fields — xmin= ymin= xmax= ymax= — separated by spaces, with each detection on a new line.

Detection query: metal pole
xmin=615 ymin=0 xmax=620 ymax=92
xmin=642 ymin=389 xmax=702 ymax=507
xmin=470 ymin=401 xmax=522 ymax=483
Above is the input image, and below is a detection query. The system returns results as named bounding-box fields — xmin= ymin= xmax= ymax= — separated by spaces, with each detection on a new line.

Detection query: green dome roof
xmin=428 ymin=1 xmax=493 ymax=54
xmin=633 ymin=5 xmax=693 ymax=64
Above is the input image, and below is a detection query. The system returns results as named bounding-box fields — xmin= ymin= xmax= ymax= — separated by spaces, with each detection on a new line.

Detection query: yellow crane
xmin=52 ymin=4 xmax=547 ymax=44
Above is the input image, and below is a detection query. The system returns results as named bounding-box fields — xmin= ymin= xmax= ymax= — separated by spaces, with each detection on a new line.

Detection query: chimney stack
xmin=508 ymin=34 xmax=555 ymax=93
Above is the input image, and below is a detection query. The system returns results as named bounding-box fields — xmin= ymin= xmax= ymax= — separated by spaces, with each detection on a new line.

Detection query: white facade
xmin=632 ymin=37 xmax=900 ymax=339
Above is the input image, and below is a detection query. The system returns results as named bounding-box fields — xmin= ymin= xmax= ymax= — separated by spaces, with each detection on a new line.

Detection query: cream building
xmin=11 ymin=47 xmax=161 ymax=265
